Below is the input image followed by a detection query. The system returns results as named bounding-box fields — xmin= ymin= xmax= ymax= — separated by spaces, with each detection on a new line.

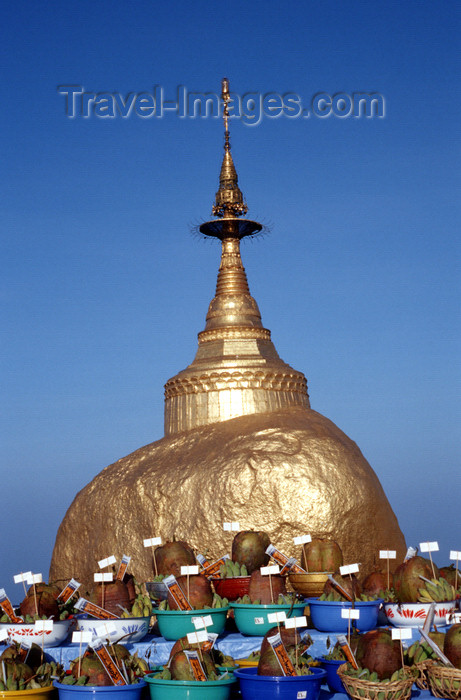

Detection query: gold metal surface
xmin=164 ymin=83 xmax=309 ymax=436
xmin=50 ymin=408 xmax=406 ymax=587
xmin=50 ymin=78 xmax=406 ymax=586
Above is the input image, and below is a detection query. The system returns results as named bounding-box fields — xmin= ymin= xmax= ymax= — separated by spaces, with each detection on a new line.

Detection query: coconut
xmin=170 ymin=650 xmax=216 ymax=680
xmin=444 ymin=624 xmax=461 ymax=669
xmin=362 ymin=570 xmax=392 ymax=595
xmin=89 ymin=579 xmax=131 ymax=615
xmin=167 ymin=574 xmax=213 ymax=610
xmin=301 ymin=538 xmax=343 ymax=572
xmin=355 ymin=629 xmax=402 ymax=680
xmin=393 ymin=556 xmax=439 ymax=603
xmin=322 ymin=572 xmax=362 ymax=600
xmin=231 ymin=531 xmax=271 ymax=574
xmin=155 ymin=541 xmax=196 ymax=577
xmin=71 ymin=645 xmax=130 ymax=686
xmin=248 ymin=570 xmax=287 ymax=604
xmin=260 ymin=626 xmax=310 ymax=657
xmin=439 ymin=565 xmax=458 ymax=588
xmin=19 ymin=584 xmax=59 ymax=619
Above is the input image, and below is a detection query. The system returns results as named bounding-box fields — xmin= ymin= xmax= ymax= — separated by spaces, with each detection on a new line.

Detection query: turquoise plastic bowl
xmin=234 ymin=666 xmax=326 ymax=700
xmin=145 ymin=672 xmax=236 ymax=700
xmin=155 ymin=607 xmax=229 ymax=641
xmin=230 ymin=602 xmax=306 ymax=636
xmin=306 ymin=598 xmax=383 ymax=633
xmin=54 ymin=680 xmax=146 ymax=700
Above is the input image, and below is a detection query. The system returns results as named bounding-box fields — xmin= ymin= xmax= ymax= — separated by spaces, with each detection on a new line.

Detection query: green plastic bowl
xmin=230 ymin=602 xmax=306 ymax=636
xmin=145 ymin=673 xmax=236 ymax=700
xmin=155 ymin=607 xmax=229 ymax=641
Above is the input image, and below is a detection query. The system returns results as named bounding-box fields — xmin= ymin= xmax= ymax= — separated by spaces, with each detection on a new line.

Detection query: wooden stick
xmin=269 ymin=574 xmax=274 ymax=604
xmin=152 ymin=547 xmax=158 ymax=577
xmin=400 ymin=640 xmax=404 ymax=670
xmin=387 ymin=558 xmax=390 ymax=591
xmin=455 ymin=556 xmax=459 ymax=592
xmin=33 ymin=584 xmax=39 ymax=618
xmin=429 ymin=551 xmax=436 ymax=580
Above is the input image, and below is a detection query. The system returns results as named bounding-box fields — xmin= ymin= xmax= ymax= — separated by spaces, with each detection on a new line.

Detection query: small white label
xmin=449 ymin=550 xmax=461 ymax=560
xmin=0 ymin=629 xmax=9 ymax=642
xmin=420 ymin=541 xmax=439 ymax=553
xmin=341 ymin=608 xmax=360 ymax=620
xmin=447 ymin=612 xmax=461 ymax=624
xmin=297 ymin=693 xmax=307 ymax=700
xmin=254 ymin=617 xmax=264 ymax=624
xmin=261 ymin=565 xmax=280 ymax=576
xmin=29 ymin=573 xmax=42 ymax=584
xmin=72 ymin=631 xmax=93 ymax=643
xmin=340 ymin=563 xmax=360 ymax=575
xmin=223 ymin=522 xmax=240 ymax=531
xmin=181 ymin=565 xmax=199 ymax=575
xmin=294 ymin=535 xmax=312 ymax=545
xmin=187 ymin=630 xmax=208 ymax=644
xmin=144 ymin=537 xmax=162 ymax=547
xmin=268 ymin=611 xmax=287 ymax=623
xmin=13 ymin=571 xmax=32 ymax=584
xmin=379 ymin=550 xmax=396 ymax=559
xmin=391 ymin=628 xmax=412 ymax=640
xmin=284 ymin=616 xmax=308 ymax=629
xmin=34 ymin=620 xmax=53 ymax=632
xmin=94 ymin=572 xmax=113 ymax=582
xmin=192 ymin=615 xmax=213 ymax=629
xmin=98 ymin=555 xmax=116 ymax=568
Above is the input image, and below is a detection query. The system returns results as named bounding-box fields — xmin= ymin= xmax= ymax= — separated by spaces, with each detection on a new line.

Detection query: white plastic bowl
xmin=384 ymin=600 xmax=457 ymax=627
xmin=75 ymin=616 xmax=150 ymax=642
xmin=0 ymin=619 xmax=74 ymax=647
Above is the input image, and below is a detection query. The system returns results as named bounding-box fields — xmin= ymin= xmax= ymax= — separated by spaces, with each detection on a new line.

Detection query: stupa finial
xmin=211 ymin=77 xmax=248 ymax=220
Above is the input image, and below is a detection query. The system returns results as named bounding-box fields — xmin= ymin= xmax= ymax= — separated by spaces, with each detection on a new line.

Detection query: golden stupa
xmin=50 ymin=79 xmax=405 ymax=585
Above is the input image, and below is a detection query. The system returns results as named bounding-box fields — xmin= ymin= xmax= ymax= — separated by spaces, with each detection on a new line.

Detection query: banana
xmin=240 ymin=564 xmax=248 ymax=576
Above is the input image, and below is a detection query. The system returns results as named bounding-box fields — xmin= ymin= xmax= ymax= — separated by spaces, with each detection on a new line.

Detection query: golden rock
xmin=50 ymin=79 xmax=406 ymax=585
xmin=50 ymin=407 xmax=405 ymax=585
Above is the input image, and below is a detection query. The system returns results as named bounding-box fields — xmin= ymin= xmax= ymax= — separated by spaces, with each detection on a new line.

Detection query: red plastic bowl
xmin=212 ymin=576 xmax=251 ymax=601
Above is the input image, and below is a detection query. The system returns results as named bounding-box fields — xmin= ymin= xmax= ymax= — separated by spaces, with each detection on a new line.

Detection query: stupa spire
xmin=164 ymin=79 xmax=309 ymax=436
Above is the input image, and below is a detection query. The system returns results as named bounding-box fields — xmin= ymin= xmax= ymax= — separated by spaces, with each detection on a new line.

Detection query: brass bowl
xmin=288 ymin=572 xmax=331 ymax=598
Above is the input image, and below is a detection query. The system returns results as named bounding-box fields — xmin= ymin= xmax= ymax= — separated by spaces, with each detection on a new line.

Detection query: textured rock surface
xmin=50 ymin=407 xmax=406 ymax=586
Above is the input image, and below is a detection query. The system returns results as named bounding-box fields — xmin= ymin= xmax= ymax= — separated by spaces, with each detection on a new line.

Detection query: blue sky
xmin=2 ymin=0 xmax=460 ymax=599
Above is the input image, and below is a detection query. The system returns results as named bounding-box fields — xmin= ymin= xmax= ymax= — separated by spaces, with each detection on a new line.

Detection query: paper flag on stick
xmin=98 ymin=555 xmax=116 ymax=568
xmin=261 ymin=565 xmax=280 ymax=575
xmin=72 ymin=631 xmax=93 ymax=644
xmin=293 ymin=535 xmax=312 ymax=545
xmin=340 ymin=564 xmax=360 ymax=575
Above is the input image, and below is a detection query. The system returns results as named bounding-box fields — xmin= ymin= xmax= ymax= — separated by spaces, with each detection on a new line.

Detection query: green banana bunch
xmin=417 ymin=577 xmax=456 ymax=603
xmin=122 ymin=593 xmax=153 ymax=618
xmin=152 ymin=575 xmax=165 ymax=582
xmin=212 ymin=593 xmax=229 ymax=608
xmin=218 ymin=560 xmax=249 ymax=578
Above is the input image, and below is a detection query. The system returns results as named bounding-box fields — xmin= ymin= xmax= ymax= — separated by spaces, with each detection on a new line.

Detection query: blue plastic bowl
xmin=230 ymin=603 xmax=306 ymax=636
xmin=319 ymin=657 xmax=346 ymax=693
xmin=306 ymin=598 xmax=383 ymax=633
xmin=155 ymin=607 xmax=229 ymax=641
xmin=234 ymin=666 xmax=326 ymax=700
xmin=54 ymin=680 xmax=146 ymax=700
